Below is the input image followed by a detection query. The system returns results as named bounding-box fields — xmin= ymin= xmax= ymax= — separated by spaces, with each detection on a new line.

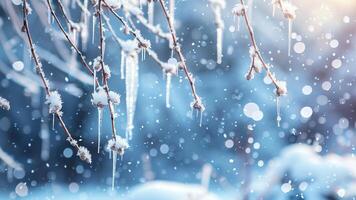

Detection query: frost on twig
xmin=22 ymin=0 xmax=91 ymax=164
xmin=0 ymin=96 xmax=10 ymax=110
xmin=107 ymin=135 xmax=129 ymax=190
xmin=77 ymin=146 xmax=92 ymax=164
xmin=67 ymin=137 xmax=92 ymax=164
xmin=209 ymin=0 xmax=226 ymax=64
xmin=45 ymin=91 xmax=63 ymax=115
xmin=107 ymin=136 xmax=129 ymax=156
xmin=91 ymin=86 xmax=120 ymax=152
xmin=158 ymin=0 xmax=205 ymax=115
xmin=245 ymin=46 xmax=262 ymax=80
xmin=233 ymin=0 xmax=288 ymax=126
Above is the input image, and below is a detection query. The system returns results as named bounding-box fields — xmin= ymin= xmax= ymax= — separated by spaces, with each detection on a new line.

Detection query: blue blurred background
xmin=0 ymin=0 xmax=355 ymax=199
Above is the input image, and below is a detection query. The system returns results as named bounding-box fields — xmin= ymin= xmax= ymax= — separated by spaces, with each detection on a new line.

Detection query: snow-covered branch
xmin=21 ymin=0 xmax=91 ymax=164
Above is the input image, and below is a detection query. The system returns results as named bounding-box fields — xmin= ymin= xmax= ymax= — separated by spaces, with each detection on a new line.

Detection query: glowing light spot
xmin=293 ymin=42 xmax=305 ymax=54
xmin=300 ymin=106 xmax=313 ymax=118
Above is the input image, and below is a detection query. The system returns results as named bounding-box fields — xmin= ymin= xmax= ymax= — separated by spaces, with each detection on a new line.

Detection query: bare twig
xmin=46 ymin=0 xmax=94 ymax=76
xmin=158 ymin=0 xmax=204 ymax=111
xmin=238 ymin=0 xmax=285 ymax=95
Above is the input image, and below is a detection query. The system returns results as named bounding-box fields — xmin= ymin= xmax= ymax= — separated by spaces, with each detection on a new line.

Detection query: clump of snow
xmin=104 ymin=0 xmax=122 ymax=10
xmin=77 ymin=146 xmax=92 ymax=164
xmin=92 ymin=56 xmax=111 ymax=78
xmin=191 ymin=97 xmax=205 ymax=112
xmin=92 ymin=87 xmax=121 ymax=108
xmin=45 ymin=91 xmax=63 ymax=115
xmin=245 ymin=47 xmax=262 ymax=80
xmin=249 ymin=46 xmax=256 ymax=58
xmin=108 ymin=91 xmax=120 ymax=104
xmin=276 ymin=81 xmax=287 ymax=96
xmin=232 ymin=3 xmax=246 ymax=16
xmin=93 ymin=57 xmax=102 ymax=71
xmin=92 ymin=0 xmax=121 ymax=10
xmin=92 ymin=87 xmax=108 ymax=108
xmin=162 ymin=58 xmax=179 ymax=74
xmin=0 ymin=96 xmax=10 ymax=110
xmin=282 ymin=2 xmax=297 ymax=20
xmin=107 ymin=136 xmax=129 ymax=156
xmin=103 ymin=64 xmax=111 ymax=79
xmin=121 ymin=39 xmax=139 ymax=54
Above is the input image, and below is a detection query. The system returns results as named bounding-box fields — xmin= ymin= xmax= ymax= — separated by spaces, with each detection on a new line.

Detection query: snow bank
xmin=126 ymin=181 xmax=221 ymax=200
xmin=253 ymin=144 xmax=356 ymax=199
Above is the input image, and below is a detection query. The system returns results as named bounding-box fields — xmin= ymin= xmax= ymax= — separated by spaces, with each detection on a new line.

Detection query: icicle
xmin=93 ymin=70 xmax=96 ymax=91
xmin=155 ymin=35 xmax=159 ymax=43
xmin=169 ymin=0 xmax=175 ymax=27
xmin=148 ymin=1 xmax=154 ymax=25
xmin=47 ymin=1 xmax=51 ymax=25
xmin=170 ymin=48 xmax=174 ymax=58
xmin=97 ymin=108 xmax=102 ymax=153
xmin=272 ymin=4 xmax=276 ymax=16
xmin=166 ymin=73 xmax=172 ymax=108
xmin=92 ymin=15 xmax=96 ymax=44
xmin=52 ymin=113 xmax=55 ymax=130
xmin=72 ymin=29 xmax=78 ymax=46
xmin=81 ymin=0 xmax=89 ymax=50
xmin=288 ymin=19 xmax=292 ymax=56
xmin=276 ymin=96 xmax=281 ymax=127
xmin=125 ymin=53 xmax=139 ymax=140
xmin=111 ymin=151 xmax=117 ymax=191
xmin=216 ymin=27 xmax=223 ymax=64
xmin=120 ymin=50 xmax=125 ymax=79
xmin=141 ymin=48 xmax=146 ymax=61
xmin=199 ymin=110 xmax=204 ymax=127
xmin=238 ymin=17 xmax=241 ymax=31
